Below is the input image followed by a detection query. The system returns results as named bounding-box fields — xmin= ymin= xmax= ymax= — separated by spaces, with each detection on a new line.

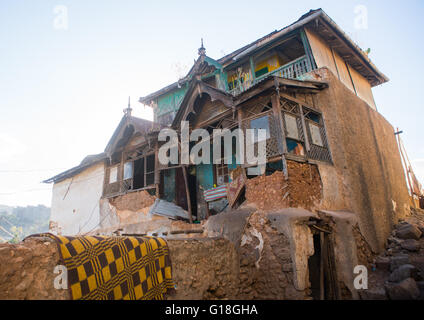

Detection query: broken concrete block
xmin=375 ymin=256 xmax=390 ymax=271
xmin=400 ymin=239 xmax=420 ymax=252
xmin=385 ymin=278 xmax=420 ymax=300
xmin=390 ymin=254 xmax=410 ymax=271
xmin=396 ymin=224 xmax=422 ymax=240
xmin=389 ymin=264 xmax=420 ymax=283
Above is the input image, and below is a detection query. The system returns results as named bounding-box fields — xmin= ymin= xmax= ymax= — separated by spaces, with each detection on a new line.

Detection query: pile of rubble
xmin=363 ymin=210 xmax=424 ymax=300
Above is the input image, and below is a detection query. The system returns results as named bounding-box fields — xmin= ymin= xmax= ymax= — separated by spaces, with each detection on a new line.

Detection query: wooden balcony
xmin=228 ymin=55 xmax=312 ymax=96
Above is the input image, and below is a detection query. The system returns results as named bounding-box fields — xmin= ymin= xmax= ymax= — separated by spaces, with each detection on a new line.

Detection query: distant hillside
xmin=0 ymin=205 xmax=50 ymax=243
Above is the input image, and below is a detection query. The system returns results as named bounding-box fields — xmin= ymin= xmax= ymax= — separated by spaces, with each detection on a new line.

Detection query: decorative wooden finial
xmin=198 ymin=38 xmax=206 ymax=56
xmin=124 ymin=96 xmax=132 ymax=117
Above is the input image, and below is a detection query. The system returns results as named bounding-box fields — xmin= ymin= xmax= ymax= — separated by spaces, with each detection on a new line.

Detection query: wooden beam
xmin=279 ymin=92 xmax=320 ymax=113
xmin=299 ymin=104 xmax=311 ymax=152
xmin=182 ymin=165 xmax=193 ymax=224
xmin=271 ymin=91 xmax=288 ymax=155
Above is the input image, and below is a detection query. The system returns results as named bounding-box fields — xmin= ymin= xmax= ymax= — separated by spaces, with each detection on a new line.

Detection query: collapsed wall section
xmin=245 ymin=161 xmax=322 ymax=212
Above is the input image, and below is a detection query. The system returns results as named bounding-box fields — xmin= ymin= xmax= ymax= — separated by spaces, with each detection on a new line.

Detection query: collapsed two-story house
xmin=44 ymin=9 xmax=411 ymax=298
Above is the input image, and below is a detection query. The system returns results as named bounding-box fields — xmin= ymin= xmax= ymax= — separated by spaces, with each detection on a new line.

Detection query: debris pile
xmin=363 ymin=209 xmax=424 ymax=300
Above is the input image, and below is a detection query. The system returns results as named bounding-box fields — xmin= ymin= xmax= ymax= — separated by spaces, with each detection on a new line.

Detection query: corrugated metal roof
xmin=148 ymin=199 xmax=193 ymax=221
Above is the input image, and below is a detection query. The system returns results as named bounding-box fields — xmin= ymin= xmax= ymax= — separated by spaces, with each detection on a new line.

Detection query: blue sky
xmin=0 ymin=0 xmax=423 ymax=207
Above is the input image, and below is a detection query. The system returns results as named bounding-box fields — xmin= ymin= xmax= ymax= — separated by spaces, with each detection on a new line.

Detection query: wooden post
xmin=319 ymin=231 xmax=325 ymax=300
xmin=154 ymin=143 xmax=160 ymax=197
xmin=205 ymin=202 xmax=211 ymax=219
xmin=271 ymin=91 xmax=288 ymax=154
xmin=396 ymin=128 xmax=415 ymax=207
xmin=182 ymin=165 xmax=193 ymax=224
xmin=299 ymin=104 xmax=311 ymax=152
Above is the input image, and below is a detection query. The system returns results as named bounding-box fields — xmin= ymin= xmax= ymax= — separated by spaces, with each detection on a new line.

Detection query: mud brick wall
xmin=167 ymin=238 xmax=240 ymax=299
xmin=245 ymin=171 xmax=289 ymax=211
xmin=0 ymin=237 xmax=68 ymax=300
xmin=109 ymin=190 xmax=156 ymax=212
xmin=287 ymin=161 xmax=322 ymax=210
xmin=245 ymin=161 xmax=322 ymax=212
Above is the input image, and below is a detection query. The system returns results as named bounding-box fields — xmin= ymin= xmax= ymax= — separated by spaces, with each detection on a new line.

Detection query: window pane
xmin=309 ymin=123 xmax=324 ymax=147
xmin=146 ymin=154 xmax=155 ymax=173
xmin=284 ymin=113 xmax=299 ymax=140
xmin=250 ymin=115 xmax=270 ymax=142
xmin=123 ymin=162 xmax=133 ymax=180
xmin=109 ymin=166 xmax=118 ymax=184
xmin=146 ymin=173 xmax=154 ymax=186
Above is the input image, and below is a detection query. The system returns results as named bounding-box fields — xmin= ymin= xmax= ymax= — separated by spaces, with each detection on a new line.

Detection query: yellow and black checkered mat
xmin=29 ymin=233 xmax=174 ymax=300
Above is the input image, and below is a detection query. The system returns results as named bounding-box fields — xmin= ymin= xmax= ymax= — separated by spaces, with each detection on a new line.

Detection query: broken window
xmin=133 ymin=157 xmax=145 ymax=189
xmin=146 ymin=154 xmax=155 ymax=186
xmin=281 ymin=101 xmax=306 ymax=157
xmin=132 ymin=153 xmax=156 ymax=190
xmin=123 ymin=161 xmax=133 ymax=180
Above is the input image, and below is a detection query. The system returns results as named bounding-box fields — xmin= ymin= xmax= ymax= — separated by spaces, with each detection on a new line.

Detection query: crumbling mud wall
xmin=298 ymin=67 xmax=410 ymax=252
xmin=237 ymin=211 xmax=312 ymax=299
xmin=245 ymin=171 xmax=289 ymax=211
xmin=286 ymin=161 xmax=322 ymax=210
xmin=245 ymin=161 xmax=322 ymax=212
xmin=0 ymin=237 xmax=68 ymax=300
xmin=205 ymin=208 xmax=321 ymax=300
xmin=109 ymin=190 xmax=156 ymax=213
xmin=167 ymin=238 xmax=240 ymax=299
xmin=0 ymin=236 xmax=239 ymax=300
xmin=97 ymin=190 xmax=205 ymax=238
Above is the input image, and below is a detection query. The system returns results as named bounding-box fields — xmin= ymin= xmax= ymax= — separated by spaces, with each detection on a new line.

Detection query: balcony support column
xmin=300 ymin=28 xmax=316 ymax=72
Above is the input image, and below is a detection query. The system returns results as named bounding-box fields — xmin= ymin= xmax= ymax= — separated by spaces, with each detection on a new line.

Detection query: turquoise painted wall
xmin=156 ymin=85 xmax=189 ymax=118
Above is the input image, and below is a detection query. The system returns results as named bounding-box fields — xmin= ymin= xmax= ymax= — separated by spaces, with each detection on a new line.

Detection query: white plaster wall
xmin=50 ymin=163 xmax=104 ymax=236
